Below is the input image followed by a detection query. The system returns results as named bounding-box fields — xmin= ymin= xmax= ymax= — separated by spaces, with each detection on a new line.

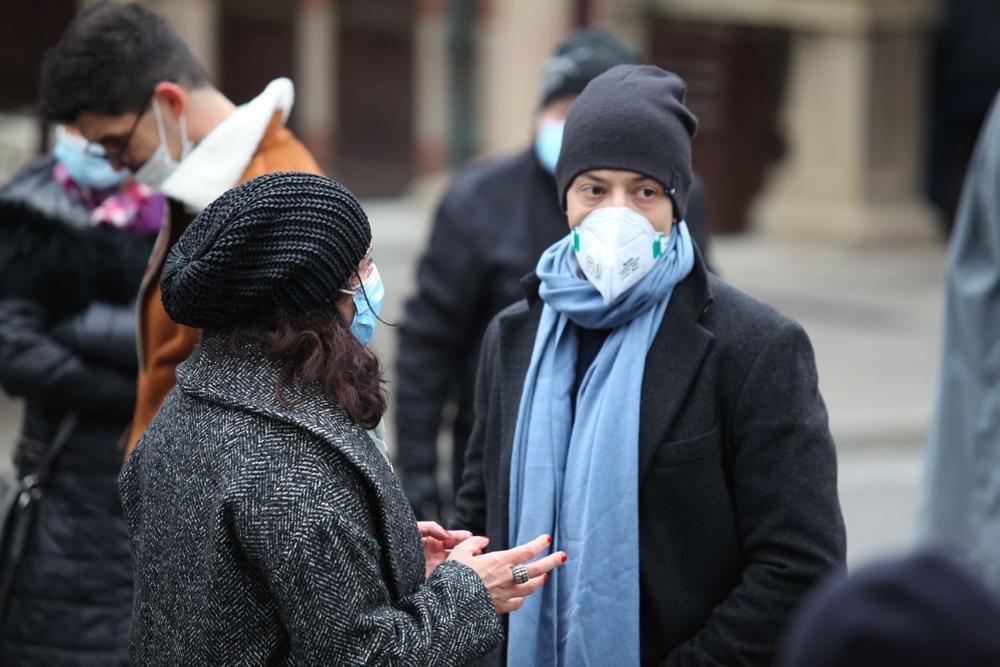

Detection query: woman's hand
xmin=447 ymin=534 xmax=566 ymax=613
xmin=418 ymin=521 xmax=473 ymax=579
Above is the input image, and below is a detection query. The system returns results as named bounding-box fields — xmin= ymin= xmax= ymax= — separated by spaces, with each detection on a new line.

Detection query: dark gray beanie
xmin=539 ymin=28 xmax=638 ymax=108
xmin=555 ymin=65 xmax=698 ymax=218
xmin=161 ymin=171 xmax=371 ymax=329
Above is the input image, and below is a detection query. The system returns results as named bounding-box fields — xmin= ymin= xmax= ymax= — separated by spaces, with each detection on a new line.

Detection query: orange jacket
xmin=125 ymin=113 xmax=322 ymax=454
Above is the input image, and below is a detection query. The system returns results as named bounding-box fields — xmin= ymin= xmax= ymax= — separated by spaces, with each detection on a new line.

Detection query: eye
xmin=637 ymin=186 xmax=660 ymax=199
xmin=581 ymin=184 xmax=604 ymax=197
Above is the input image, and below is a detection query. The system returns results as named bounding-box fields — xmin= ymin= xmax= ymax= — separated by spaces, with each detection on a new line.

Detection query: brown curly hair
xmin=225 ymin=309 xmax=387 ymax=430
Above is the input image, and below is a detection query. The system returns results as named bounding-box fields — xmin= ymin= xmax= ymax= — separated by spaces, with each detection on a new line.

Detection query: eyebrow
xmin=580 ymin=171 xmax=656 ymax=185
xmin=579 ymin=172 xmax=611 ymax=184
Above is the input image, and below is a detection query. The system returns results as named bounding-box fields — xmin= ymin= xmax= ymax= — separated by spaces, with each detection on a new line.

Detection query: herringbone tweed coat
xmin=119 ymin=336 xmax=503 ymax=666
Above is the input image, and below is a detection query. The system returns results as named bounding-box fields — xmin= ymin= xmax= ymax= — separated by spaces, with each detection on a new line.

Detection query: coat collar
xmin=175 ymin=335 xmax=422 ymax=597
xmin=505 ymin=252 xmax=715 ymax=479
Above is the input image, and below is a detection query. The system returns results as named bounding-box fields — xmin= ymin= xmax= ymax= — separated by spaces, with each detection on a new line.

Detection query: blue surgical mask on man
xmin=534 ymin=120 xmax=564 ymax=175
xmin=340 ymin=265 xmax=385 ymax=345
xmin=53 ymin=126 xmax=129 ymax=190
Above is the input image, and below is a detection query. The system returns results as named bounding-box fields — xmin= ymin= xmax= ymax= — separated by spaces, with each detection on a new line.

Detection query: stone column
xmin=656 ymin=0 xmax=941 ymax=244
xmin=476 ymin=0 xmax=573 ymax=157
xmin=296 ymin=0 xmax=336 ymax=167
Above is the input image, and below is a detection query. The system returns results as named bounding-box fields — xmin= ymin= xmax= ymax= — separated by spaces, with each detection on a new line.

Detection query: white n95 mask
xmin=572 ymin=206 xmax=667 ymax=305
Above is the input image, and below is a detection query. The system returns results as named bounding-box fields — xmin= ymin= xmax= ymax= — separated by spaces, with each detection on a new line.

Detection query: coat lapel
xmin=494 ymin=277 xmax=544 ymax=551
xmin=638 ymin=257 xmax=714 ymax=475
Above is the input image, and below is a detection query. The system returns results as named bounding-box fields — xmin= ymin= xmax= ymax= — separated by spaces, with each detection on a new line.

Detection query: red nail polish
xmin=547 ymin=536 xmax=553 ymax=545
xmin=561 ymin=554 xmax=568 ymax=563
xmin=543 ymin=574 xmax=549 ymax=582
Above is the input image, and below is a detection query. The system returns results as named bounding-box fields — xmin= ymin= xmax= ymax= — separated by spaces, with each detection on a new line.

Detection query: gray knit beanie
xmin=539 ymin=28 xmax=638 ymax=108
xmin=555 ymin=65 xmax=699 ymax=218
xmin=161 ymin=172 xmax=371 ymax=329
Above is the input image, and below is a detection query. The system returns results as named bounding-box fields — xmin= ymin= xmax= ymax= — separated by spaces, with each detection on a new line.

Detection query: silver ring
xmin=511 ymin=563 xmax=530 ymax=585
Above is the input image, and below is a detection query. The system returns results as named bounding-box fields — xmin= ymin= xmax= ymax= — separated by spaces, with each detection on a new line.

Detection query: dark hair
xmin=39 ymin=2 xmax=210 ymax=122
xmin=222 ymin=311 xmax=387 ymax=430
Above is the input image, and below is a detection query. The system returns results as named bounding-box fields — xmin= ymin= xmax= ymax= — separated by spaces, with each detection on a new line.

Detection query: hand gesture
xmin=448 ymin=534 xmax=566 ymax=613
xmin=418 ymin=521 xmax=473 ymax=579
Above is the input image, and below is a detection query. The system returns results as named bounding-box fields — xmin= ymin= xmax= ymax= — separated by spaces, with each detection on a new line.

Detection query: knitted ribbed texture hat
xmin=161 ymin=172 xmax=371 ymax=329
xmin=555 ymin=65 xmax=698 ymax=218
xmin=539 ymin=28 xmax=637 ymax=108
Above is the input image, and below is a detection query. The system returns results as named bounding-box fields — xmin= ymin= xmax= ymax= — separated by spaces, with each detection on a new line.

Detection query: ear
xmin=153 ymin=81 xmax=188 ymax=116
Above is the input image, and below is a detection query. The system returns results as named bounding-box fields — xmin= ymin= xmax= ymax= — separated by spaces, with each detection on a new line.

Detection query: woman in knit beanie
xmin=453 ymin=65 xmax=845 ymax=666
xmin=118 ymin=172 xmax=566 ymax=665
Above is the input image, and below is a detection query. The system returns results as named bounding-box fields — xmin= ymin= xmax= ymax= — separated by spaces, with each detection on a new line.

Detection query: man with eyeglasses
xmin=39 ymin=2 xmax=322 ymax=454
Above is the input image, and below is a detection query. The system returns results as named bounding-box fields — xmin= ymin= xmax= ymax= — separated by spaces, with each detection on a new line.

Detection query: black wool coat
xmin=120 ymin=337 xmax=503 ymax=666
xmin=454 ymin=256 xmax=847 ymax=666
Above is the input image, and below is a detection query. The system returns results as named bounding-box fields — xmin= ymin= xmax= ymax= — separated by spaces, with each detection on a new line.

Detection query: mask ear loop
xmin=348 ymin=269 xmax=396 ymax=328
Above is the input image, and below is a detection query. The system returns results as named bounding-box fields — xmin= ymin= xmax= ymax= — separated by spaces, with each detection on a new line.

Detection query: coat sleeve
xmin=451 ymin=313 xmax=499 ymax=536
xmin=0 ymin=298 xmax=136 ymax=413
xmin=266 ymin=506 xmax=503 ymax=666
xmin=394 ymin=186 xmax=490 ymax=515
xmin=665 ymin=321 xmax=847 ymax=667
xmin=50 ymin=301 xmax=139 ymax=374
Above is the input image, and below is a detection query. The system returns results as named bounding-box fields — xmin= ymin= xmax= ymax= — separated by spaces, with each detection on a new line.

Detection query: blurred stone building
xmin=0 ymin=0 xmax=975 ymax=244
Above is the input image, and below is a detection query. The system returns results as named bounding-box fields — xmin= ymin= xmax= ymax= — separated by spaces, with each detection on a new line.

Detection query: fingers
xmin=503 ymin=534 xmax=553 ymax=565
xmin=417 ymin=521 xmax=450 ymax=541
xmin=524 ymin=550 xmax=567 ymax=578
xmin=450 ymin=535 xmax=489 ymax=558
xmin=422 ymin=537 xmax=445 ymax=553
xmin=512 ymin=573 xmax=548 ymax=598
xmin=443 ymin=530 xmax=473 ymax=547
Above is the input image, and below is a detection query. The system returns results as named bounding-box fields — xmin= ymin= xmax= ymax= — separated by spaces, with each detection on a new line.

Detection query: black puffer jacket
xmin=0 ymin=189 xmax=154 ymax=665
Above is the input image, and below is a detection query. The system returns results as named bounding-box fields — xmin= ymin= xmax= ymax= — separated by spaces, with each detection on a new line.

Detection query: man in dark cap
xmin=454 ymin=65 xmax=844 ymax=666
xmin=395 ymin=29 xmax=711 ymax=520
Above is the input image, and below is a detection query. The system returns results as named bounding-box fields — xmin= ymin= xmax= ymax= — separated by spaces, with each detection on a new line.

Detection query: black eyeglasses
xmin=87 ymin=88 xmax=157 ymax=169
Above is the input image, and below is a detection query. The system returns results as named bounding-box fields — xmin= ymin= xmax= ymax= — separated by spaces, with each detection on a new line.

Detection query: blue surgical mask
xmin=534 ymin=120 xmax=564 ymax=175
xmin=340 ymin=265 xmax=385 ymax=345
xmin=53 ymin=127 xmax=129 ymax=190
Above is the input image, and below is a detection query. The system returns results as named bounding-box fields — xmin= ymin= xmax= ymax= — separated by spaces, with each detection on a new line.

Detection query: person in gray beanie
xmin=454 ymin=65 xmax=845 ymax=666
xmin=395 ymin=28 xmax=712 ymax=524
xmin=118 ymin=171 xmax=567 ymax=665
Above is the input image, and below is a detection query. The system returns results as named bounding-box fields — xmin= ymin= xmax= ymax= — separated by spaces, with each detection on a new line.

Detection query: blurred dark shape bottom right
xmin=777 ymin=550 xmax=1000 ymax=667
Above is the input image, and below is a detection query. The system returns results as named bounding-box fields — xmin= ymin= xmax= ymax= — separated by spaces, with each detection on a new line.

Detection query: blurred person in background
xmin=123 ymin=172 xmax=565 ymax=665
xmin=454 ymin=65 xmax=844 ymax=666
xmin=918 ymin=90 xmax=1000 ymax=592
xmin=395 ymin=27 xmax=712 ymax=521
xmin=0 ymin=126 xmax=162 ymax=665
xmin=777 ymin=552 xmax=1000 ymax=667
xmin=38 ymin=2 xmax=322 ymax=457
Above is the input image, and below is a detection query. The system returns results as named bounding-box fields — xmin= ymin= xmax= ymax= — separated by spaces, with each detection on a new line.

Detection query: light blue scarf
xmin=507 ymin=221 xmax=695 ymax=666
